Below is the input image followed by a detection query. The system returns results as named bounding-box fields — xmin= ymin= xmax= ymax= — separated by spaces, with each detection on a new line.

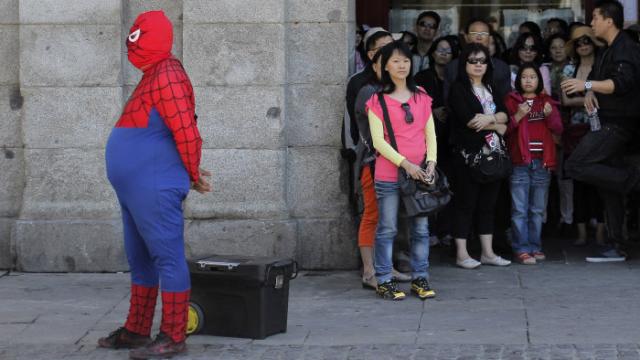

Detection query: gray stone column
xmin=15 ymin=0 xmax=126 ymax=271
xmin=285 ymin=0 xmax=358 ymax=269
xmin=0 ymin=0 xmax=21 ymax=269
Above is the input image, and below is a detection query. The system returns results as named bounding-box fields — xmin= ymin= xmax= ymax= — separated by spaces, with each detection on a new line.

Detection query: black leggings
xmin=452 ymin=154 xmax=502 ymax=239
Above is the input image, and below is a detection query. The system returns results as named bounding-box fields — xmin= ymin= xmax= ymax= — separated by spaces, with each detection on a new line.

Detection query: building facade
xmin=0 ymin=0 xmax=357 ymax=271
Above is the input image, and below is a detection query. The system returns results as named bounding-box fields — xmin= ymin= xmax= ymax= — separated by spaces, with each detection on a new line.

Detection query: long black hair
xmin=514 ymin=62 xmax=544 ymax=95
xmin=378 ymin=41 xmax=424 ymax=96
xmin=427 ymin=36 xmax=459 ymax=66
xmin=456 ymin=43 xmax=494 ymax=93
xmin=510 ymin=32 xmax=544 ymax=66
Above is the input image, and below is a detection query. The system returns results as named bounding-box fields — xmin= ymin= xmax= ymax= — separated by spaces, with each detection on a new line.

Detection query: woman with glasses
xmin=448 ymin=43 xmax=512 ymax=269
xmin=415 ymin=36 xmax=459 ymax=245
xmin=366 ymin=41 xmax=437 ymax=300
xmin=560 ymin=26 xmax=606 ymax=247
xmin=510 ymin=32 xmax=551 ymax=95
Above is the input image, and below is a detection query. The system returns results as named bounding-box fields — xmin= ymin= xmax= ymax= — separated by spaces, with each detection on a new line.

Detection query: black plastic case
xmin=188 ymin=255 xmax=298 ymax=339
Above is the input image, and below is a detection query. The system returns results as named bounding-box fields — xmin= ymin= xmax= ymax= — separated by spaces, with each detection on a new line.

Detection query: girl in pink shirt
xmin=365 ymin=41 xmax=437 ymax=301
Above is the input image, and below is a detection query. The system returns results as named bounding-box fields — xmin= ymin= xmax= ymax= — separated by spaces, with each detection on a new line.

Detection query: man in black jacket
xmin=563 ymin=0 xmax=640 ymax=262
xmin=342 ymin=28 xmax=392 ymax=207
xmin=443 ymin=19 xmax=511 ymax=104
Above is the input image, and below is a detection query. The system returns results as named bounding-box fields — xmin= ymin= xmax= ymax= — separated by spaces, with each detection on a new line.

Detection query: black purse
xmin=378 ymin=93 xmax=452 ymax=217
xmin=462 ymin=133 xmax=512 ymax=184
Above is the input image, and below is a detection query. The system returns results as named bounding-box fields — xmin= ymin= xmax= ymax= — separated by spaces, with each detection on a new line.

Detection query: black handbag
xmin=378 ymin=93 xmax=452 ymax=217
xmin=462 ymin=133 xmax=512 ymax=184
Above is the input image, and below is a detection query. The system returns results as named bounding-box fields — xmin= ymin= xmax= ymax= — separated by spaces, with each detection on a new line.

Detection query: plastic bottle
xmin=588 ymin=109 xmax=601 ymax=132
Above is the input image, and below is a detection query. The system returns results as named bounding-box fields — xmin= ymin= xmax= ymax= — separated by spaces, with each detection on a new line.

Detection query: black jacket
xmin=448 ymin=81 xmax=507 ymax=153
xmin=343 ymin=66 xmax=375 ymax=151
xmin=590 ymin=31 xmax=640 ymax=130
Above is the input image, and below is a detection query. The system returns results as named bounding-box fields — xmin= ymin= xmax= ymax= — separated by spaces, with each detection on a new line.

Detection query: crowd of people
xmin=343 ymin=0 xmax=640 ymax=301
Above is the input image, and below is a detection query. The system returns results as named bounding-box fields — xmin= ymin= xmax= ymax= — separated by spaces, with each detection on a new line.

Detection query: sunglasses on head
xmin=575 ymin=37 xmax=593 ymax=47
xmin=467 ymin=57 xmax=488 ymax=65
xmin=520 ymin=45 xmax=537 ymax=52
xmin=418 ymin=21 xmax=438 ymax=30
xmin=401 ymin=103 xmax=414 ymax=124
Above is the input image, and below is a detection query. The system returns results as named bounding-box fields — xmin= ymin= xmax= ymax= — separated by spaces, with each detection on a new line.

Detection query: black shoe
xmin=129 ymin=332 xmax=186 ymax=359
xmin=376 ymin=280 xmax=406 ymax=301
xmin=585 ymin=246 xmax=627 ymax=263
xmin=97 ymin=327 xmax=150 ymax=349
xmin=411 ymin=277 xmax=436 ymax=300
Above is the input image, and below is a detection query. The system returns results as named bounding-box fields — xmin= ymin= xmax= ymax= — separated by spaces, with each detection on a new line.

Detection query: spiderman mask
xmin=127 ymin=10 xmax=173 ymax=70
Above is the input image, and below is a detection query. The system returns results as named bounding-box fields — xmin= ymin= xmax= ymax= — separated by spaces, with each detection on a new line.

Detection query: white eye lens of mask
xmin=128 ymin=29 xmax=141 ymax=43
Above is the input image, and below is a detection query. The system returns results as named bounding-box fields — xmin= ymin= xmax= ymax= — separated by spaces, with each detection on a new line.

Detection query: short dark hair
xmin=515 ymin=63 xmax=544 ymax=95
xmin=547 ymin=18 xmax=569 ymax=35
xmin=456 ymin=43 xmax=494 ymax=93
xmin=465 ymin=18 xmax=490 ymax=34
xmin=417 ymin=11 xmax=441 ymax=27
xmin=365 ymin=31 xmax=391 ymax=52
xmin=520 ymin=21 xmax=542 ymax=38
xmin=595 ymin=0 xmax=624 ymax=30
xmin=544 ymin=33 xmax=569 ymax=62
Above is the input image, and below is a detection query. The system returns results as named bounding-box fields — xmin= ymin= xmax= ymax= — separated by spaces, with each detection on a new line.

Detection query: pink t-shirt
xmin=366 ymin=91 xmax=433 ymax=182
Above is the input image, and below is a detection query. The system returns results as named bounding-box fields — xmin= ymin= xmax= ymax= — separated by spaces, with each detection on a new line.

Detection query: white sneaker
xmin=456 ymin=258 xmax=481 ymax=269
xmin=480 ymin=255 xmax=511 ymax=266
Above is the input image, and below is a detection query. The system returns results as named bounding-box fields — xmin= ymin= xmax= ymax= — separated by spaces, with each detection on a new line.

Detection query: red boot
xmin=98 ymin=284 xmax=158 ymax=349
xmin=129 ymin=290 xmax=189 ymax=359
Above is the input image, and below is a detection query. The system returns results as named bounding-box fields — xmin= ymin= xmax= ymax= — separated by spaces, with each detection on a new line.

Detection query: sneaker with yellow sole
xmin=411 ymin=277 xmax=436 ymax=300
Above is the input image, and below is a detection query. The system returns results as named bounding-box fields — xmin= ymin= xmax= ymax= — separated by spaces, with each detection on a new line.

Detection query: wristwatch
xmin=585 ymin=81 xmax=592 ymax=91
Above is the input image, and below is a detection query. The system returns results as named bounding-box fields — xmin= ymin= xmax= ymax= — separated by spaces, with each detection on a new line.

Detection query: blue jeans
xmin=374 ymin=180 xmax=429 ymax=284
xmin=509 ymin=159 xmax=551 ymax=254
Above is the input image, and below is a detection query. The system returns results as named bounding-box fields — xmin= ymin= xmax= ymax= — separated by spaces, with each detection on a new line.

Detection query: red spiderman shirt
xmin=117 ymin=10 xmax=202 ymax=183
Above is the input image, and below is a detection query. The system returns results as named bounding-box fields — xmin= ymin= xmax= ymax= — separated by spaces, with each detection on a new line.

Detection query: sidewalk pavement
xmin=1 ymin=245 xmax=640 ymax=360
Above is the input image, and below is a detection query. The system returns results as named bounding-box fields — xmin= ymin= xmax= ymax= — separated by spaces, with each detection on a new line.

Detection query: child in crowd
xmin=505 ymin=63 xmax=563 ymax=265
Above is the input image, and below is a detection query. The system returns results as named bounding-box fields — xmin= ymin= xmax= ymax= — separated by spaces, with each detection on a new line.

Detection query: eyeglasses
xmin=401 ymin=103 xmax=414 ymax=124
xmin=468 ymin=31 xmax=490 ymax=38
xmin=575 ymin=37 xmax=593 ymax=47
xmin=418 ymin=21 xmax=438 ymax=30
xmin=436 ymin=49 xmax=452 ymax=55
xmin=520 ymin=45 xmax=537 ymax=52
xmin=466 ymin=57 xmax=488 ymax=65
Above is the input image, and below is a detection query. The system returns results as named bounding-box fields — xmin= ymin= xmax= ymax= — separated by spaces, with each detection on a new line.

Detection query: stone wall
xmin=1 ymin=0 xmax=357 ymax=271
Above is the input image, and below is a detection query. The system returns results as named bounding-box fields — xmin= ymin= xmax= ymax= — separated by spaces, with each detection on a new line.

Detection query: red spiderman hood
xmin=127 ymin=10 xmax=173 ymax=71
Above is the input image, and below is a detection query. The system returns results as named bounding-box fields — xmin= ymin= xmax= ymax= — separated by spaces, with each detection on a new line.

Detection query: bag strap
xmin=377 ymin=93 xmax=399 ymax=151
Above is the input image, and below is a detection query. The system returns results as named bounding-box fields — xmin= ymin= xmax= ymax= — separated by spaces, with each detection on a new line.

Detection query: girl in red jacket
xmin=505 ymin=63 xmax=563 ymax=265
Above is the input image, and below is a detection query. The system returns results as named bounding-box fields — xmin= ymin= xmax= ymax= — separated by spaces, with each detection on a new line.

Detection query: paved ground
xmin=1 ymin=243 xmax=640 ymax=360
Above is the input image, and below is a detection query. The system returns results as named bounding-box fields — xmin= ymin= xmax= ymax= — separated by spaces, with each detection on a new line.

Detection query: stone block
xmin=14 ymin=220 xmax=127 ymax=272
xmin=185 ymin=149 xmax=288 ymax=219
xmin=287 ymin=147 xmax=350 ymax=218
xmin=286 ymin=22 xmax=348 ymax=84
xmin=184 ymin=0 xmax=283 ymax=24
xmin=183 ymin=24 xmax=285 ymax=86
xmin=0 ymin=86 xmax=22 ymax=147
xmin=0 ymin=148 xmax=23 ymax=218
xmin=0 ymin=218 xmax=14 ymax=269
xmin=296 ymin=218 xmax=357 ymax=269
xmin=195 ymin=86 xmax=284 ymax=150
xmin=286 ymin=0 xmax=349 ymax=23
xmin=0 ymin=0 xmax=18 ymax=24
xmin=0 ymin=25 xmax=18 ymax=85
xmin=185 ymin=219 xmax=297 ymax=259
xmin=286 ymin=85 xmax=343 ymax=147
xmin=19 ymin=0 xmax=120 ymax=24
xmin=124 ymin=25 xmax=183 ymax=86
xmin=125 ymin=0 xmax=183 ymax=26
xmin=22 ymin=87 xmax=122 ymax=148
xmin=20 ymin=149 xmax=119 ymax=220
xmin=20 ymin=25 xmax=121 ymax=87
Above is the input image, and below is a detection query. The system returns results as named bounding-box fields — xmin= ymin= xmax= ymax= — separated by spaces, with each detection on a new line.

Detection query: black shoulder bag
xmin=377 ymin=93 xmax=452 ymax=217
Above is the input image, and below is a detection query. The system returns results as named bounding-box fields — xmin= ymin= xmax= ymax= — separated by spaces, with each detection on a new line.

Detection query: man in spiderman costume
xmin=98 ymin=10 xmax=211 ymax=359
